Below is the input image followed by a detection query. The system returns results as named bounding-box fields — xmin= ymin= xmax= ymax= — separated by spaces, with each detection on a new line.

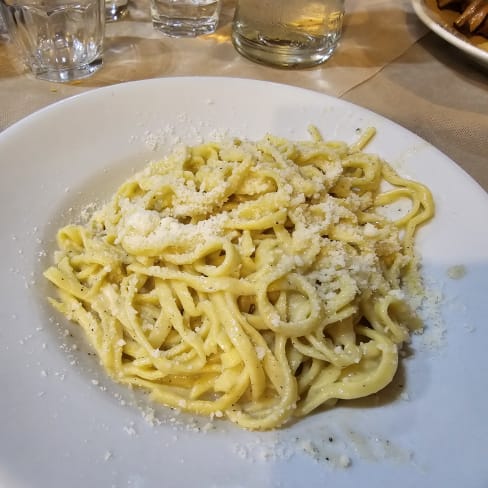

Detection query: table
xmin=0 ymin=0 xmax=487 ymax=191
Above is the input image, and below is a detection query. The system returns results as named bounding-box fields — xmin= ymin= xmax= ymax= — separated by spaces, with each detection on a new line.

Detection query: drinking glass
xmin=151 ymin=0 xmax=221 ymax=37
xmin=232 ymin=0 xmax=344 ymax=68
xmin=0 ymin=0 xmax=105 ymax=82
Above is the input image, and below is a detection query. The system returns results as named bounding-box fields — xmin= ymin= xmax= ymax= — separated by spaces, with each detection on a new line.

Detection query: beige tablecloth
xmin=1 ymin=0 xmax=487 ymax=190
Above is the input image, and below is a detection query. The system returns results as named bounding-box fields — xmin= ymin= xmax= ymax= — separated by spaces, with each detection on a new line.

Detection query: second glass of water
xmin=151 ymin=0 xmax=221 ymax=37
xmin=232 ymin=0 xmax=344 ymax=68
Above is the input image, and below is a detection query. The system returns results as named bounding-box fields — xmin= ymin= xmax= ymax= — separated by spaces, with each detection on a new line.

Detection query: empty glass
xmin=1 ymin=0 xmax=105 ymax=82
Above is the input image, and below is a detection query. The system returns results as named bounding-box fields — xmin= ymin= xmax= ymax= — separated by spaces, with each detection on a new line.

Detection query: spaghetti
xmin=44 ymin=127 xmax=434 ymax=430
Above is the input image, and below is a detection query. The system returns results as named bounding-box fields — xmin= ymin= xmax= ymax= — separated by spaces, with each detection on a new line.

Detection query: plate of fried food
xmin=412 ymin=0 xmax=488 ymax=68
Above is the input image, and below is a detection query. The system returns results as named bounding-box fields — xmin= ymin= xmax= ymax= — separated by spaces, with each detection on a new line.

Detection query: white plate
xmin=1 ymin=77 xmax=487 ymax=488
xmin=412 ymin=0 xmax=488 ymax=69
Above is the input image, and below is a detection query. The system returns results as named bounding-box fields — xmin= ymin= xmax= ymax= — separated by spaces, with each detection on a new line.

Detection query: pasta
xmin=44 ymin=127 xmax=434 ymax=430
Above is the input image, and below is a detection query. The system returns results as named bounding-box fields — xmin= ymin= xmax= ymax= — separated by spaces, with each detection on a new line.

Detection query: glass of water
xmin=0 ymin=0 xmax=105 ymax=82
xmin=151 ymin=0 xmax=221 ymax=37
xmin=232 ymin=0 xmax=344 ymax=68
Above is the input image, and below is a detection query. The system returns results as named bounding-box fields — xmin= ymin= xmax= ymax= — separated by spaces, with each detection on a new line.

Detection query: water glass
xmin=232 ymin=0 xmax=344 ymax=68
xmin=151 ymin=0 xmax=221 ymax=37
xmin=105 ymin=0 xmax=128 ymax=21
xmin=0 ymin=0 xmax=105 ymax=82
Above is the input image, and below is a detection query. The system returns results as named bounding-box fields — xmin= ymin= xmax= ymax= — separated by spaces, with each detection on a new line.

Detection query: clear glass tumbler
xmin=232 ymin=0 xmax=344 ymax=68
xmin=151 ymin=0 xmax=221 ymax=37
xmin=0 ymin=0 xmax=105 ymax=81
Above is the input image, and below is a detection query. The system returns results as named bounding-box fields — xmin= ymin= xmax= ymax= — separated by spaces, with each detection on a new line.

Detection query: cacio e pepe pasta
xmin=44 ymin=127 xmax=434 ymax=430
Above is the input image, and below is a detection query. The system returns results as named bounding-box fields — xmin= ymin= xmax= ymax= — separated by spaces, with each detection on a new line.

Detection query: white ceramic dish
xmin=1 ymin=77 xmax=487 ymax=488
xmin=412 ymin=0 xmax=488 ymax=69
